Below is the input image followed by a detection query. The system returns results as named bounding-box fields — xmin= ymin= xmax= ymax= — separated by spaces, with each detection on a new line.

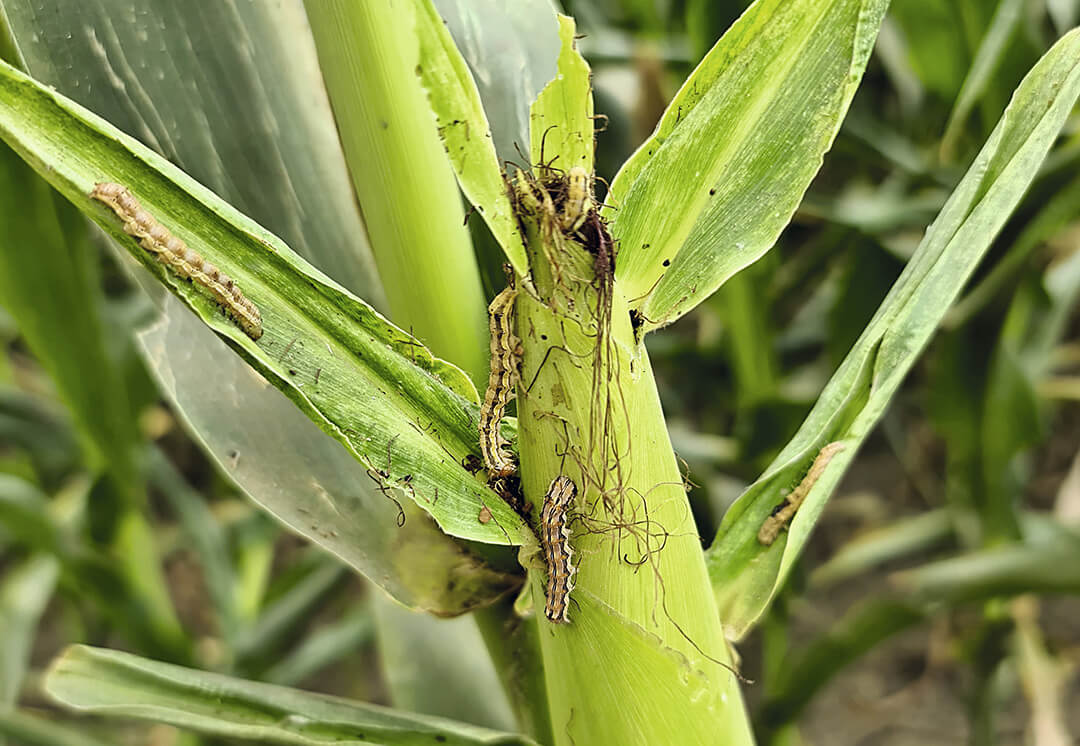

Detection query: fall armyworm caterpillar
xmin=560 ymin=166 xmax=591 ymax=232
xmin=90 ymin=182 xmax=263 ymax=341
xmin=479 ymin=270 xmax=520 ymax=477
xmin=541 ymin=475 xmax=577 ymax=623
xmin=758 ymin=442 xmax=845 ymax=546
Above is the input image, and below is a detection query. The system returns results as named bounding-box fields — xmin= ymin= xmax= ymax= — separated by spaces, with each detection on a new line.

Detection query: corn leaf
xmin=415 ymin=0 xmax=530 ymax=276
xmin=0 ymin=60 xmax=530 ymax=594
xmin=528 ymin=15 xmax=594 ymax=173
xmin=0 ymin=0 xmax=522 ymax=615
xmin=606 ymin=0 xmax=889 ymax=334
xmin=0 ymin=555 xmax=59 ymax=705
xmin=44 ymin=645 xmax=538 ymax=746
xmin=706 ymin=27 xmax=1080 ymax=639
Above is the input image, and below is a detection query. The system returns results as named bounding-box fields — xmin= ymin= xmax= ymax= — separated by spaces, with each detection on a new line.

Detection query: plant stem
xmin=303 ymin=0 xmax=488 ymax=385
xmin=303 ymin=3 xmax=550 ymax=735
xmin=515 ymin=250 xmax=753 ymax=743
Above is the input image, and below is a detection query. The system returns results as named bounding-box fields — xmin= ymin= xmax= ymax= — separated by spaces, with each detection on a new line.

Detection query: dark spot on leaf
xmin=662 ymin=259 xmax=670 ymax=267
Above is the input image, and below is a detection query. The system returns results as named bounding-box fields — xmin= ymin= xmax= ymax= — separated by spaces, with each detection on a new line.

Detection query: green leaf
xmin=0 ymin=145 xmax=140 ymax=496
xmin=142 ymin=312 xmax=522 ymax=615
xmin=706 ymin=27 xmax=1080 ymax=639
xmin=44 ymin=645 xmax=539 ymax=746
xmin=371 ymin=594 xmax=516 ymax=732
xmin=414 ymin=0 xmax=530 ymax=276
xmin=0 ymin=555 xmax=59 ymax=705
xmin=529 ymin=15 xmax=594 ymax=173
xmin=1 ymin=0 xmax=502 ymax=615
xmin=4 ymin=0 xmax=532 ymax=614
xmin=433 ymin=0 xmax=559 ymax=163
xmin=0 ymin=57 xmax=531 ymax=562
xmin=0 ymin=709 xmax=113 ymax=746
xmin=1 ymin=0 xmax=383 ymax=304
xmin=263 ymin=605 xmax=373 ymax=687
xmin=0 ymin=0 xmax=504 ymax=612
xmin=605 ymin=0 xmax=888 ymax=333
xmin=946 ymin=171 xmax=1080 ymax=326
xmin=940 ymin=0 xmax=1025 ymax=161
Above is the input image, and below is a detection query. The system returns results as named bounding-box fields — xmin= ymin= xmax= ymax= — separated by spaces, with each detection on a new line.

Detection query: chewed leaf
xmin=414 ymin=0 xmax=529 ymax=277
xmin=142 ymin=308 xmax=524 ymax=615
xmin=433 ymin=0 xmax=560 ymax=163
xmin=606 ymin=0 xmax=888 ymax=334
xmin=529 ymin=15 xmax=593 ymax=173
xmin=706 ymin=27 xmax=1080 ymax=639
xmin=0 ymin=59 xmax=531 ymax=551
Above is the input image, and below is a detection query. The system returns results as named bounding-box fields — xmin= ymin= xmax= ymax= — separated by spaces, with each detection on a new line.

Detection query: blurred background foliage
xmin=1 ymin=1 xmax=1079 ymax=744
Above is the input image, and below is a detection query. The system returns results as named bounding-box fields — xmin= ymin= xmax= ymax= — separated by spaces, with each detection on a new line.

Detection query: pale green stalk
xmin=302 ymin=2 xmax=548 ymax=736
xmin=514 ymin=223 xmax=753 ymax=744
xmin=303 ymin=0 xmax=488 ymax=384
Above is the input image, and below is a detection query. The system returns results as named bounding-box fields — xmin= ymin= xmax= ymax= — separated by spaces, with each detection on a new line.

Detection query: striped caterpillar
xmin=479 ymin=269 xmax=520 ymax=478
xmin=90 ymin=182 xmax=263 ymax=341
xmin=541 ymin=475 xmax=577 ymax=624
xmin=758 ymin=442 xmax=845 ymax=546
xmin=560 ymin=166 xmax=592 ymax=232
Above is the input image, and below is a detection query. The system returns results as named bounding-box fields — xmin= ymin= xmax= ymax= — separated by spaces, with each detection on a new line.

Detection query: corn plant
xmin=1 ymin=1 xmax=1080 ymax=744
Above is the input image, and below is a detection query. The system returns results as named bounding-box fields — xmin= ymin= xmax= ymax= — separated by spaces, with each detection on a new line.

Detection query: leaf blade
xmin=529 ymin=15 xmax=594 ymax=173
xmin=0 ymin=555 xmax=60 ymax=705
xmin=706 ymin=26 xmax=1080 ymax=638
xmin=44 ymin=645 xmax=538 ymax=746
xmin=0 ymin=60 xmax=530 ymax=559
xmin=415 ymin=0 xmax=530 ymax=275
xmin=0 ymin=0 xmax=509 ymax=614
xmin=606 ymin=0 xmax=888 ymax=332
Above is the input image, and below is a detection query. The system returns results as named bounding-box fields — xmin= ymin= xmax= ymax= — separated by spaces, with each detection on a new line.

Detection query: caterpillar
xmin=479 ymin=269 xmax=520 ymax=478
xmin=758 ymin=442 xmax=845 ymax=546
xmin=560 ymin=166 xmax=592 ymax=232
xmin=90 ymin=182 xmax=263 ymax=341
xmin=541 ymin=475 xmax=577 ymax=624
